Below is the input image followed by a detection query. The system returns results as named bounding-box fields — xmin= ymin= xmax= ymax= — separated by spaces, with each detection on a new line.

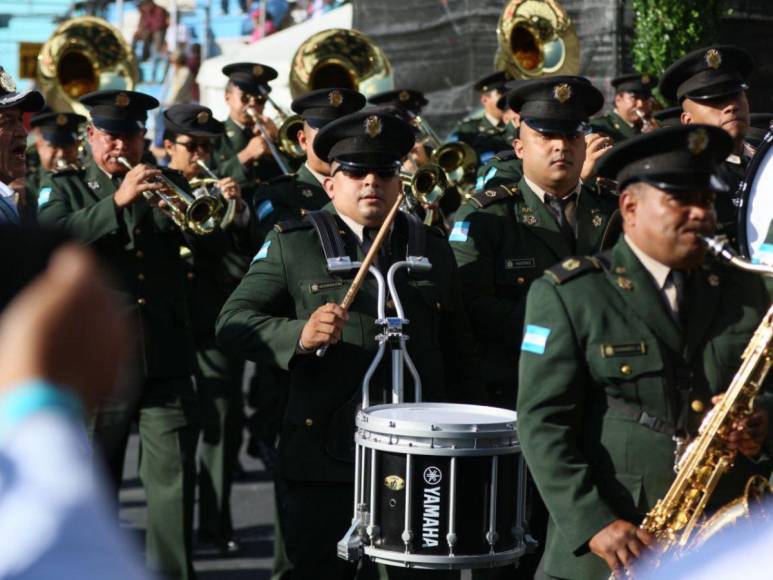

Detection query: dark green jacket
xmin=589 ymin=110 xmax=639 ymax=143
xmin=252 ymin=163 xmax=328 ymax=244
xmin=715 ymin=157 xmax=748 ymax=247
xmin=449 ymin=114 xmax=511 ymax=167
xmin=450 ymin=178 xmax=618 ymax=405
xmin=517 ymin=239 xmax=772 ymax=580
xmin=37 ymin=159 xmax=224 ymax=378
xmin=475 ymin=150 xmax=523 ymax=192
xmin=216 ymin=205 xmax=481 ymax=482
xmin=210 ymin=117 xmax=286 ymax=189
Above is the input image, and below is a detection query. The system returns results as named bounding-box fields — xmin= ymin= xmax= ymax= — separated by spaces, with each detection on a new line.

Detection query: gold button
xmin=516 ymin=276 xmax=525 ymax=284
xmin=604 ymin=345 xmax=615 ymax=357
xmin=620 ymin=364 xmax=632 ymax=376
xmin=435 ymin=302 xmax=442 ymax=311
xmin=691 ymin=400 xmax=705 ymax=413
xmin=134 ymin=228 xmax=141 ymax=235
xmin=304 ymin=418 xmax=313 ymax=427
xmin=186 ymin=272 xmax=194 ymax=280
xmin=137 ymin=273 xmax=145 ymax=281
xmin=137 ymin=298 xmax=146 ymax=305
xmin=136 ymin=250 xmax=144 ymax=259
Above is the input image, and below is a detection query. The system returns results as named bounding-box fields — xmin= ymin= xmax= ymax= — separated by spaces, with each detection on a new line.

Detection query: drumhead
xmin=739 ymin=129 xmax=773 ymax=262
xmin=359 ymin=402 xmax=516 ymax=438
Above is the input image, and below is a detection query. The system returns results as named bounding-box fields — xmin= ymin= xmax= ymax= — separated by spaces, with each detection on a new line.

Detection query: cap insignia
xmin=688 ymin=128 xmax=709 ymax=156
xmin=0 ymin=70 xmax=16 ymax=93
xmin=56 ymin=114 xmax=68 ymax=127
xmin=399 ymin=90 xmax=410 ymax=102
xmin=328 ymin=90 xmax=343 ymax=108
xmin=364 ymin=115 xmax=382 ymax=138
xmin=641 ymin=74 xmax=651 ymax=85
xmin=554 ymin=83 xmax=572 ymax=104
xmin=196 ymin=110 xmax=210 ymax=125
xmin=252 ymin=64 xmax=264 ymax=77
xmin=115 ymin=92 xmax=130 ymax=107
xmin=708 ymin=274 xmax=720 ymax=287
xmin=705 ymin=49 xmax=722 ymax=70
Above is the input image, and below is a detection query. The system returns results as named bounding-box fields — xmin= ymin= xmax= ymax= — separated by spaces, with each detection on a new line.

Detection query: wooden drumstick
xmin=316 ymin=193 xmax=405 ymax=357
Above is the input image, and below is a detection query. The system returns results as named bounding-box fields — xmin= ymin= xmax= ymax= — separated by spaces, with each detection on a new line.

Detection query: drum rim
xmin=363 ymin=543 xmax=526 ymax=569
xmin=359 ymin=402 xmax=517 ymax=435
xmin=738 ymin=128 xmax=773 ymax=258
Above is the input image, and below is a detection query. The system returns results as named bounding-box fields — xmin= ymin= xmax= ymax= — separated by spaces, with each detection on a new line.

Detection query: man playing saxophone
xmin=517 ymin=125 xmax=771 ymax=580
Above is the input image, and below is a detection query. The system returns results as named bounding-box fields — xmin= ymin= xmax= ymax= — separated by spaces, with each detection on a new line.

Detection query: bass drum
xmin=738 ymin=129 xmax=773 ymax=264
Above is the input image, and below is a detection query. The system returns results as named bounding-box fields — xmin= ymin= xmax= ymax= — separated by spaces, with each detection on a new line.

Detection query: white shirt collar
xmin=524 ymin=176 xmax=582 ymax=204
xmin=230 ymin=116 xmax=246 ymax=131
xmin=337 ymin=212 xmax=366 ymax=243
xmin=613 ymin=109 xmax=636 ymax=129
xmin=304 ymin=162 xmax=328 ymax=186
xmin=484 ymin=112 xmax=502 ymax=127
xmin=0 ymin=180 xmax=15 ymax=200
xmin=625 ymin=234 xmax=671 ymax=289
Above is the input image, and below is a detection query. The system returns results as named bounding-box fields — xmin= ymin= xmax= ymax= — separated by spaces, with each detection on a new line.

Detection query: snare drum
xmin=351 ymin=402 xmax=527 ymax=569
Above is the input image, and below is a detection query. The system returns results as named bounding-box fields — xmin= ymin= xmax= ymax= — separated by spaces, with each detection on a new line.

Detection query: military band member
xmin=216 ymin=109 xmax=478 ymax=578
xmin=659 ymin=45 xmax=755 ymax=245
xmin=590 ymin=73 xmax=657 ymax=143
xmin=37 ymin=90 xmax=207 ymax=580
xmin=448 ymin=71 xmax=512 ymax=166
xmin=517 ymin=125 xmax=771 ymax=580
xmin=0 ymin=68 xmax=44 ymax=225
xmin=211 ymin=62 xmax=286 ymax=189
xmin=161 ymin=103 xmax=253 ymax=555
xmin=369 ymin=88 xmax=433 ymax=170
xmin=25 ymin=109 xmax=86 ymax=221
xmin=474 ymin=86 xmax=524 ymax=192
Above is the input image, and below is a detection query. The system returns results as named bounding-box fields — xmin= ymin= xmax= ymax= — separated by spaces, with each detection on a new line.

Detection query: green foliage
xmin=632 ymin=0 xmax=730 ymax=77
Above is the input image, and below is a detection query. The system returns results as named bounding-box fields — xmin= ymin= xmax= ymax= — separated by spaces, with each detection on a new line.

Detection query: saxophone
xmin=639 ymin=236 xmax=773 ymax=562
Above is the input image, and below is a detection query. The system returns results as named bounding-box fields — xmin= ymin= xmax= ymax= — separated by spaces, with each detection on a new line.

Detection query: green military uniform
xmin=449 ymin=113 xmax=511 ymax=167
xmin=36 ymin=91 xmax=210 ymax=580
xmin=451 ymin=178 xmax=617 ymax=406
xmin=518 ymin=124 xmax=772 ymax=580
xmin=518 ymin=240 xmax=772 ymax=580
xmin=475 ymin=150 xmax=523 ymax=192
xmin=216 ymin=109 xmax=478 ymax=579
xmin=589 ymin=110 xmax=638 ymax=143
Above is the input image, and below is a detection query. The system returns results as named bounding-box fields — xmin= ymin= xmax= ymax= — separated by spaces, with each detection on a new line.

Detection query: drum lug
xmin=337 ymin=511 xmax=368 ymax=562
xmin=366 ymin=524 xmax=381 ymax=544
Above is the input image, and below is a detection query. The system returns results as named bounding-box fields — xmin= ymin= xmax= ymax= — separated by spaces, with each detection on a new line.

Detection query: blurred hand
xmin=712 ymin=394 xmax=768 ymax=457
xmin=0 ymin=245 xmax=131 ymax=408
xmin=581 ymin=133 xmax=613 ymax=181
xmin=589 ymin=519 xmax=653 ymax=576
xmin=299 ymin=303 xmax=348 ymax=351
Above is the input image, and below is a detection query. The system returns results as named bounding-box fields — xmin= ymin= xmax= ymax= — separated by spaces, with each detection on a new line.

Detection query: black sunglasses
xmin=333 ymin=166 xmax=400 ymax=179
xmin=174 ymin=140 xmax=213 ymax=153
xmin=239 ymin=93 xmax=266 ymax=105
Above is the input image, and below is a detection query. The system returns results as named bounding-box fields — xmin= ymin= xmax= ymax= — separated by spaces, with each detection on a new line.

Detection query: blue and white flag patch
xmin=38 ymin=187 xmax=52 ymax=207
xmin=449 ymin=221 xmax=470 ymax=242
xmin=256 ymin=199 xmax=274 ymax=222
xmin=252 ymin=240 xmax=271 ymax=263
xmin=522 ymin=325 xmax=551 ymax=355
xmin=753 ymin=243 xmax=773 ymax=266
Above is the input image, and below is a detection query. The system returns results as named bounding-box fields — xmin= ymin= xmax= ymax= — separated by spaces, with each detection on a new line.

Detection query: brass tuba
xmin=496 ymin=0 xmax=580 ymax=79
xmin=289 ymin=29 xmax=393 ymax=99
xmin=37 ymin=16 xmax=138 ymax=115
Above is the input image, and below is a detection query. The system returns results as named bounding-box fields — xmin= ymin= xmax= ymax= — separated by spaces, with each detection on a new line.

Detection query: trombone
xmin=257 ymin=85 xmax=306 ymax=161
xmin=117 ymin=156 xmax=222 ymax=235
xmin=244 ymin=105 xmax=292 ymax=174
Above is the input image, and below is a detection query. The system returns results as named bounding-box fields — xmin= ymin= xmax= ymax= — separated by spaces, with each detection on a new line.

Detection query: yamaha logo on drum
xmin=421 ymin=466 xmax=443 ymax=547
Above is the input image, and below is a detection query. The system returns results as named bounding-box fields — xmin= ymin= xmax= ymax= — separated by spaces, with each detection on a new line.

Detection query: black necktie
xmin=545 ymin=192 xmax=577 ymax=250
xmin=362 ymin=227 xmax=391 ymax=273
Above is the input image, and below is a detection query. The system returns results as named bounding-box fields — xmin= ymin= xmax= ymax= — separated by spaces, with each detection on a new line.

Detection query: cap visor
xmin=524 ymin=118 xmax=589 ymax=136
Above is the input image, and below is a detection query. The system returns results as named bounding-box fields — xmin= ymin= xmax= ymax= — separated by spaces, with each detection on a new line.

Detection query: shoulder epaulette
xmin=493 ymin=150 xmax=517 ymax=162
xmin=545 ymin=256 xmax=603 ymax=285
xmin=470 ymin=184 xmax=520 ymax=208
xmin=274 ymin=219 xmax=312 ymax=233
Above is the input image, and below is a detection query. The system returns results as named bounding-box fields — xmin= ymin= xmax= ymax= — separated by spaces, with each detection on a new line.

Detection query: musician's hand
xmin=240 ymin=135 xmax=270 ymax=163
xmin=259 ymin=115 xmax=279 ymax=141
xmin=0 ymin=244 xmax=130 ymax=409
xmin=589 ymin=519 xmax=653 ymax=576
xmin=299 ymin=303 xmax=348 ymax=350
xmin=580 ymin=133 xmax=613 ymax=181
xmin=113 ymin=164 xmax=162 ymax=208
xmin=218 ymin=177 xmax=244 ymax=211
xmin=713 ymin=395 xmax=768 ymax=457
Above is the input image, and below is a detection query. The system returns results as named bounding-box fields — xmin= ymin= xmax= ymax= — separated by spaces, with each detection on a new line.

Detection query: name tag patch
xmin=600 ymin=342 xmax=647 ymax=358
xmin=252 ymin=240 xmax=271 ymax=263
xmin=522 ymin=324 xmax=550 ymax=355
xmin=505 ymin=258 xmax=536 ymax=270
xmin=449 ymin=221 xmax=470 ymax=242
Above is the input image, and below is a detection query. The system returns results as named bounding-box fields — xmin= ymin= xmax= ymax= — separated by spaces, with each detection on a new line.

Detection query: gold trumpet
xmin=245 ymin=106 xmax=292 ymax=174
xmin=117 ymin=157 xmax=222 ymax=235
xmin=401 ymin=164 xmax=448 ymax=225
xmin=191 ymin=160 xmax=238 ymax=230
